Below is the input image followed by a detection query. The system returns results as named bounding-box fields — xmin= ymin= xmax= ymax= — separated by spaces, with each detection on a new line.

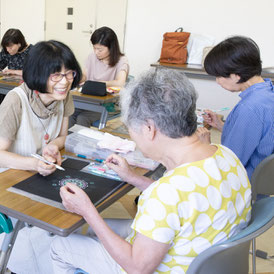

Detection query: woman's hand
xmin=42 ymin=144 xmax=62 ymax=165
xmin=2 ymin=69 xmax=22 ymax=76
xmin=106 ymin=154 xmax=153 ymax=190
xmin=196 ymin=127 xmax=211 ymax=144
xmin=105 ymin=154 xmax=136 ymax=182
xmin=35 ymin=143 xmax=62 ymax=176
xmin=35 ymin=158 xmax=56 ymax=176
xmin=203 ymin=110 xmax=224 ymax=131
xmin=60 ymin=183 xmax=94 ymax=217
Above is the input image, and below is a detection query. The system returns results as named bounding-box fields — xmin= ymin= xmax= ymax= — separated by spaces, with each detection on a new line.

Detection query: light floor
xmin=101 ymin=118 xmax=274 ymax=274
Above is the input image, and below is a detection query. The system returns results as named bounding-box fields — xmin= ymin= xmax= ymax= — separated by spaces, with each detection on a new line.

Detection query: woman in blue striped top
xmin=201 ymin=36 xmax=274 ymax=182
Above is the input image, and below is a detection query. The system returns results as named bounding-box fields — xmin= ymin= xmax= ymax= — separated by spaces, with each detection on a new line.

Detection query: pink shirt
xmin=85 ymin=53 xmax=129 ymax=81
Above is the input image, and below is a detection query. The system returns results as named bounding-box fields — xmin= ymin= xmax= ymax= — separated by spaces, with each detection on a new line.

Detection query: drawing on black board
xmin=51 ymin=175 xmax=95 ymax=190
xmin=7 ymin=157 xmax=126 ymax=209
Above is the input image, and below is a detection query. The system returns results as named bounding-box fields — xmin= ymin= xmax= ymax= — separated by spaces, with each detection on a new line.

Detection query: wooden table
xmin=0 ymin=77 xmax=118 ymax=129
xmin=0 ymin=154 xmax=151 ymax=272
xmin=0 ymin=76 xmax=22 ymax=95
xmin=0 ymin=166 xmax=148 ymax=236
xmin=151 ymin=62 xmax=274 ymax=82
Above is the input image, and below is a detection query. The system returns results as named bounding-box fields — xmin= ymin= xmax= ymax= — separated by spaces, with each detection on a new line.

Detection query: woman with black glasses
xmin=0 ymin=40 xmax=82 ymax=176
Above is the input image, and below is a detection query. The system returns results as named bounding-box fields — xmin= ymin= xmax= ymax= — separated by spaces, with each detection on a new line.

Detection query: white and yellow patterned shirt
xmin=126 ymin=144 xmax=251 ymax=273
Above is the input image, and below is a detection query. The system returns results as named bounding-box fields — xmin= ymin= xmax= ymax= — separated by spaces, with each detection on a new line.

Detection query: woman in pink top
xmin=69 ymin=26 xmax=129 ymax=128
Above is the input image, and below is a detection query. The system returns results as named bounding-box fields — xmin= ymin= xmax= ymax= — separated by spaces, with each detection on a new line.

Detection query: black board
xmin=8 ymin=158 xmax=126 ymax=209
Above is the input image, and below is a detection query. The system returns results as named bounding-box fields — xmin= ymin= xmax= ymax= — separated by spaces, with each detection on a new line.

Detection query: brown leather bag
xmin=160 ymin=27 xmax=190 ymax=64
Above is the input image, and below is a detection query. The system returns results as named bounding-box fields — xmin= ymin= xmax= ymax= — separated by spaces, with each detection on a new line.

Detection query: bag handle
xmin=175 ymin=27 xmax=184 ymax=32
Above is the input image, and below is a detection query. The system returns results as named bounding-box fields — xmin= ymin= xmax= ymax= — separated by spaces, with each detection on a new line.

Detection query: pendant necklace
xmin=36 ymin=116 xmax=50 ymax=143
xmin=33 ymin=90 xmax=51 ymax=144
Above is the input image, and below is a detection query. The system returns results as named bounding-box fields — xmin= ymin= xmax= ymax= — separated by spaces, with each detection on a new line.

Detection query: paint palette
xmin=82 ymin=162 xmax=122 ymax=181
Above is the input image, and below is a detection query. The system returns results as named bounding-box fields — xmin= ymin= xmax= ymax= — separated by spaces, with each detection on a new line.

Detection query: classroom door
xmin=96 ymin=0 xmax=127 ymax=51
xmin=45 ymin=0 xmax=96 ymax=70
xmin=45 ymin=0 xmax=127 ymax=71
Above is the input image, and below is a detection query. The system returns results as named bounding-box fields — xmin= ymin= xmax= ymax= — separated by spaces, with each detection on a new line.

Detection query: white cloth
xmin=97 ymin=133 xmax=136 ymax=153
xmin=1 ymin=220 xmax=56 ymax=274
xmin=187 ymin=33 xmax=215 ymax=65
xmin=8 ymin=87 xmax=64 ymax=156
xmin=51 ymin=219 xmax=133 ymax=274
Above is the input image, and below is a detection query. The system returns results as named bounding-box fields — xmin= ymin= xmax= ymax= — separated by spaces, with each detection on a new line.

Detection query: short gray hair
xmin=120 ymin=68 xmax=198 ymax=138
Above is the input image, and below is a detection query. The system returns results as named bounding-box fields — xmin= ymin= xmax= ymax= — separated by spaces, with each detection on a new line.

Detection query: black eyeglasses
xmin=50 ymin=71 xmax=76 ymax=82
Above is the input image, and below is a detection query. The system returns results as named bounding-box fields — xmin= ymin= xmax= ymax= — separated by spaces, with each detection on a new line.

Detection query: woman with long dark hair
xmin=0 ymin=28 xmax=32 ymax=76
xmin=69 ymin=26 xmax=129 ymax=128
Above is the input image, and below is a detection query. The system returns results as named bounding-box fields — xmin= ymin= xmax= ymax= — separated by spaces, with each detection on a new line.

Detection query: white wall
xmin=0 ymin=0 xmax=45 ymax=44
xmin=0 ymin=0 xmax=272 ymax=114
xmin=0 ymin=0 xmax=127 ymax=70
xmin=125 ymin=0 xmax=274 ymax=76
xmin=192 ymin=78 xmax=240 ymax=118
xmin=124 ymin=0 xmax=274 ymax=114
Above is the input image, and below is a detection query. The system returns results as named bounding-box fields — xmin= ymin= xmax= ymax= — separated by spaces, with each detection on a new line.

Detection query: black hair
xmin=90 ymin=26 xmax=123 ymax=67
xmin=204 ymin=36 xmax=262 ymax=83
xmin=23 ymin=40 xmax=82 ymax=93
xmin=1 ymin=29 xmax=27 ymax=53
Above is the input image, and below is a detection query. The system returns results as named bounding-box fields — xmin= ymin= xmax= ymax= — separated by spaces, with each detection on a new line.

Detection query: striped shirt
xmin=222 ymin=78 xmax=274 ymax=180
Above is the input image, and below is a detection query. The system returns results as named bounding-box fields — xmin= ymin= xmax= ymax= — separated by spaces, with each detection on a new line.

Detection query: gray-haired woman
xmin=51 ymin=69 xmax=251 ymax=273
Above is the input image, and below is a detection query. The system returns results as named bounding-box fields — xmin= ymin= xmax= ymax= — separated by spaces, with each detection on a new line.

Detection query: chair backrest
xmin=251 ymin=154 xmax=274 ymax=202
xmin=0 ymin=213 xmax=13 ymax=234
xmin=126 ymin=74 xmax=134 ymax=85
xmin=186 ymin=197 xmax=274 ymax=274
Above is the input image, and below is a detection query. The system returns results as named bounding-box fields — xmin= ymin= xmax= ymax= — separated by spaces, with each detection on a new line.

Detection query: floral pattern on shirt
xmin=125 ymin=145 xmax=251 ymax=273
xmin=0 ymin=44 xmax=33 ymax=70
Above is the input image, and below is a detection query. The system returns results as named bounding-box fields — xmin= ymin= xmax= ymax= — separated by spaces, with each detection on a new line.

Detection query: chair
xmin=251 ymin=154 xmax=274 ymax=202
xmin=250 ymin=153 xmax=274 ymax=273
xmin=0 ymin=214 xmax=13 ymax=234
xmin=0 ymin=213 xmax=13 ymax=272
xmin=73 ymin=199 xmax=274 ymax=274
xmin=187 ymin=197 xmax=274 ymax=274
xmin=92 ymin=75 xmax=135 ymax=128
xmin=126 ymin=74 xmax=134 ymax=85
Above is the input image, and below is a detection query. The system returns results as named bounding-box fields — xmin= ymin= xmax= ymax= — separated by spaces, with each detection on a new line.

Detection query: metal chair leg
xmin=252 ymin=238 xmax=256 ymax=274
xmin=0 ymin=220 xmax=24 ymax=274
